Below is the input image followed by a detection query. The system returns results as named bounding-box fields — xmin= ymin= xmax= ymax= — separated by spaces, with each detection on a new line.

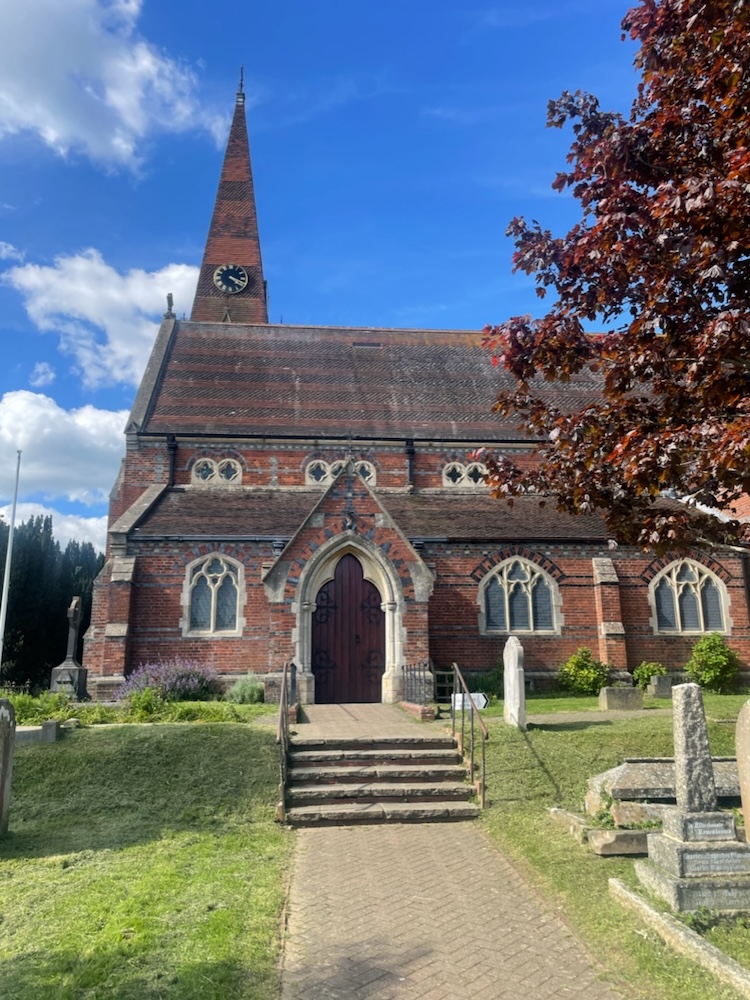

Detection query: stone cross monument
xmin=0 ymin=698 xmax=16 ymax=835
xmin=635 ymin=683 xmax=750 ymax=911
xmin=50 ymin=596 xmax=88 ymax=699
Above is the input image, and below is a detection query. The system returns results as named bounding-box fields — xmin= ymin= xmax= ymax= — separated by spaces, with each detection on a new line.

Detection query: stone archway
xmin=293 ymin=535 xmax=404 ymax=704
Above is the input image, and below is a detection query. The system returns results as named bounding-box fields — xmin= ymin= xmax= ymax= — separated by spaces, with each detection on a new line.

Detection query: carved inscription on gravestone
xmin=0 ymin=698 xmax=16 ymax=835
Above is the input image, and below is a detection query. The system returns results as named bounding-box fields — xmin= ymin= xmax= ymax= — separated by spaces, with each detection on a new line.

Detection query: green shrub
xmin=557 ymin=648 xmax=611 ymax=695
xmin=1 ymin=690 xmax=73 ymax=725
xmin=225 ymin=677 xmax=265 ymax=704
xmin=685 ymin=633 xmax=740 ymax=693
xmin=126 ymin=686 xmax=166 ymax=720
xmin=632 ymin=661 xmax=666 ymax=690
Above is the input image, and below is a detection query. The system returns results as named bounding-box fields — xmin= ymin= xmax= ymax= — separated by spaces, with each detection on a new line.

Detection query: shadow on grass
xmin=527 ymin=719 xmax=615 ymax=732
xmin=0 ymin=949 xmax=273 ymax=1000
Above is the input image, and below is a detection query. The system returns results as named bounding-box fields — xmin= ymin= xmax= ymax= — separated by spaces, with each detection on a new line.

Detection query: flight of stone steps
xmin=283 ymin=734 xmax=481 ymax=825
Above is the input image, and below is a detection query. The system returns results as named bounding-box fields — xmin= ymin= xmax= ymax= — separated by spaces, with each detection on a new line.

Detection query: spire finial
xmin=236 ymin=65 xmax=245 ymax=105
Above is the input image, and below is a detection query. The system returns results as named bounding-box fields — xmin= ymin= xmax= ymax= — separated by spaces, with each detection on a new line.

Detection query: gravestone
xmin=1 ymin=699 xmax=16 ymax=835
xmin=503 ymin=636 xmax=526 ymax=731
xmin=647 ymin=674 xmax=672 ymax=699
xmin=635 ymin=683 xmax=750 ymax=911
xmin=50 ymin=596 xmax=88 ymax=699
xmin=598 ymin=687 xmax=643 ymax=711
xmin=737 ymin=699 xmax=750 ymax=834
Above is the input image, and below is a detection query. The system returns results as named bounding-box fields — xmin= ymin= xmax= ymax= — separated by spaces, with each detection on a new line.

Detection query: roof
xmin=132 ymin=487 xmax=610 ymax=542
xmin=135 ymin=321 xmax=602 ymax=441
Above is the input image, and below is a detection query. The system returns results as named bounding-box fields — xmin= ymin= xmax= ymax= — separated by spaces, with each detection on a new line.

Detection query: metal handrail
xmin=276 ymin=660 xmax=294 ymax=822
xmin=450 ymin=661 xmax=489 ymax=809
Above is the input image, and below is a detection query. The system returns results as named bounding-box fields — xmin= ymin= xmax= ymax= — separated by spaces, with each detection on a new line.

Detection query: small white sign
xmin=452 ymin=692 xmax=488 ymax=710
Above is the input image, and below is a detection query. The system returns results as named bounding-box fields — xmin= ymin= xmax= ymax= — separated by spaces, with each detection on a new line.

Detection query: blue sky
xmin=0 ymin=0 xmax=639 ymax=551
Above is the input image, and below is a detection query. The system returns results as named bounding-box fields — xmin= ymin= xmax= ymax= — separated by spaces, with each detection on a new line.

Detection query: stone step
xmin=287 ymin=781 xmax=474 ymax=806
xmin=290 ymin=736 xmax=457 ymax=751
xmin=288 ymin=764 xmax=468 ymax=784
xmin=285 ymin=800 xmax=481 ymax=826
xmin=289 ymin=748 xmax=462 ymax=767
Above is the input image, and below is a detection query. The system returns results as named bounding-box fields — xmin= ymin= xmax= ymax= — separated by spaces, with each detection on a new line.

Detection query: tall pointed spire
xmin=190 ymin=74 xmax=268 ymax=323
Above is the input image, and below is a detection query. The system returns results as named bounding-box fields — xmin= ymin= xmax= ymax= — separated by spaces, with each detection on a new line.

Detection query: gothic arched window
xmin=184 ymin=555 xmax=243 ymax=635
xmin=480 ymin=559 xmax=557 ymax=634
xmin=651 ymin=559 xmax=727 ymax=633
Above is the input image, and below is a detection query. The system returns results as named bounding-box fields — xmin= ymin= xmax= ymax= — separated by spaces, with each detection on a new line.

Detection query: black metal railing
xmin=450 ymin=661 xmax=489 ymax=809
xmin=402 ymin=659 xmax=433 ymax=704
xmin=275 ymin=660 xmax=296 ymax=823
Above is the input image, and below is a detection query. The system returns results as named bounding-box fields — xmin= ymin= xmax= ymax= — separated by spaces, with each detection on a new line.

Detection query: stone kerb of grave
xmin=1 ymin=698 xmax=16 ymax=835
xmin=503 ymin=635 xmax=526 ymax=731
xmin=737 ymin=699 xmax=750 ymax=836
xmin=635 ymin=683 xmax=750 ymax=912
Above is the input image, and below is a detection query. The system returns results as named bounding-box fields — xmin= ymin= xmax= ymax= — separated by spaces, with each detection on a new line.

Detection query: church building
xmin=84 ymin=85 xmax=750 ymax=701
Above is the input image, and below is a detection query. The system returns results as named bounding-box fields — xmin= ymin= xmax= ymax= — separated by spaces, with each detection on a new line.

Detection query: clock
xmin=213 ymin=263 xmax=249 ymax=294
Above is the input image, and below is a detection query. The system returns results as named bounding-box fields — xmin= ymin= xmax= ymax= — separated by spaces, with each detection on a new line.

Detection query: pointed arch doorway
xmin=311 ymin=553 xmax=385 ymax=703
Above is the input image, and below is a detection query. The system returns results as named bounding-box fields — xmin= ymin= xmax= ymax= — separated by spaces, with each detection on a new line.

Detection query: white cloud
xmin=0 ymin=502 xmax=107 ymax=552
xmin=29 ymin=362 xmax=56 ymax=387
xmin=0 ymin=390 xmax=127 ymax=505
xmin=3 ymin=250 xmax=198 ymax=387
xmin=0 ymin=0 xmax=224 ymax=170
xmin=0 ymin=240 xmax=23 ymax=261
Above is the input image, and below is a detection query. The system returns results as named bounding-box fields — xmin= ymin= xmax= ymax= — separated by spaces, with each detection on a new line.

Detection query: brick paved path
xmin=281 ymin=823 xmax=624 ymax=999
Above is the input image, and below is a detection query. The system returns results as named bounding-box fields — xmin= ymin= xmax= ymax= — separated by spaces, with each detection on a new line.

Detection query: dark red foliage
xmin=484 ymin=0 xmax=750 ymax=552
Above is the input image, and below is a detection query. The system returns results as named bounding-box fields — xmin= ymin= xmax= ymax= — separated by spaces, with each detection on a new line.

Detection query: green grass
xmin=0 ymin=724 xmax=293 ymax=1000
xmin=480 ymin=706 xmax=746 ymax=1000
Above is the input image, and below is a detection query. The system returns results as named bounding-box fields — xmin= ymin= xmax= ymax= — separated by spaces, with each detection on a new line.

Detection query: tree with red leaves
xmin=481 ymin=0 xmax=750 ymax=552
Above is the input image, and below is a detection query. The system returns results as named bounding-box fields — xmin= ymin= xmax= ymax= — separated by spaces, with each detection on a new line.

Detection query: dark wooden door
xmin=311 ymin=554 xmax=385 ymax=703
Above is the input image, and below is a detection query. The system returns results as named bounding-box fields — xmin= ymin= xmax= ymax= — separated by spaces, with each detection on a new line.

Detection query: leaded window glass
xmin=484 ymin=559 xmax=555 ymax=632
xmin=188 ymin=556 xmax=239 ymax=633
xmin=653 ymin=560 xmax=725 ymax=632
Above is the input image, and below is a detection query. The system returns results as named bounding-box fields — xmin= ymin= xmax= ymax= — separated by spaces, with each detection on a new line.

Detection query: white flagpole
xmin=0 ymin=449 xmax=22 ymax=672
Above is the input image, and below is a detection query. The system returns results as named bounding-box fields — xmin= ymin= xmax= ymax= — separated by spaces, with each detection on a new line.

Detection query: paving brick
xmin=281 ymin=822 xmax=623 ymax=999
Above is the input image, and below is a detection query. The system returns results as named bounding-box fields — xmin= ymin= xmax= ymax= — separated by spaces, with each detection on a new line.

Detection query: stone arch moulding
xmin=292 ymin=534 xmax=409 ymax=705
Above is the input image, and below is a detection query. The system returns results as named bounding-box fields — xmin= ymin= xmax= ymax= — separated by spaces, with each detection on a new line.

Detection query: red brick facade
xmin=83 ymin=92 xmax=750 ymax=701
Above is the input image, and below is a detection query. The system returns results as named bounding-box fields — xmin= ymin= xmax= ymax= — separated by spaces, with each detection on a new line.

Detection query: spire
xmin=190 ymin=77 xmax=268 ymax=323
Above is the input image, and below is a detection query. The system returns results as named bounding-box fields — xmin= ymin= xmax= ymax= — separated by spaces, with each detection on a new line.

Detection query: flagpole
xmin=0 ymin=449 xmax=22 ymax=672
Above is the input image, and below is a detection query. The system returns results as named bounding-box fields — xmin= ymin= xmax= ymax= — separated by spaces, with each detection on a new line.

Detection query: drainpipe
xmin=405 ymin=438 xmax=415 ymax=489
xmin=167 ymin=434 xmax=177 ymax=487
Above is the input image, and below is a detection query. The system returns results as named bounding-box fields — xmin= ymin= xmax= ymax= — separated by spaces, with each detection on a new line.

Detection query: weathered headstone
xmin=50 ymin=596 xmax=88 ymax=699
xmin=635 ymin=683 xmax=750 ymax=911
xmin=598 ymin=686 xmax=643 ymax=711
xmin=673 ymin=682 xmax=717 ymax=812
xmin=0 ymin=699 xmax=16 ymax=835
xmin=647 ymin=674 xmax=672 ymax=699
xmin=737 ymin=699 xmax=750 ymax=834
xmin=503 ymin=636 xmax=526 ymax=731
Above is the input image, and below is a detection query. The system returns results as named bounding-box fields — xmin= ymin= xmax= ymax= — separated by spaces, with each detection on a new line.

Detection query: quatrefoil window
xmin=442 ymin=461 xmax=487 ymax=487
xmin=191 ymin=458 xmax=243 ymax=486
xmin=305 ymin=460 xmax=376 ymax=486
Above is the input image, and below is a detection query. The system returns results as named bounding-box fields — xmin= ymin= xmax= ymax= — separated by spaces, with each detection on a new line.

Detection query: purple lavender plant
xmin=117 ymin=659 xmax=221 ymax=702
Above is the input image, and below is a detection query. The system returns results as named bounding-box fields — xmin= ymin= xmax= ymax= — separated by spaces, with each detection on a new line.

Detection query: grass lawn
xmin=479 ymin=696 xmax=748 ymax=1000
xmin=0 ymin=724 xmax=294 ymax=1000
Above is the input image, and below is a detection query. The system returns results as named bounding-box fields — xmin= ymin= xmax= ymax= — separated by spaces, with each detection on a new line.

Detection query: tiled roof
xmin=133 ymin=487 xmax=609 ymax=542
xmin=140 ymin=322 xmax=602 ymax=441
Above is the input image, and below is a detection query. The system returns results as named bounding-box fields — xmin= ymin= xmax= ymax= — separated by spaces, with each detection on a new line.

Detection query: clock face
xmin=213 ymin=263 xmax=249 ymax=294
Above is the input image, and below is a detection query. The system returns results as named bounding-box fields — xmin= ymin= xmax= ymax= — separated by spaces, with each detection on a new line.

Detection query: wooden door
xmin=311 ymin=554 xmax=385 ymax=703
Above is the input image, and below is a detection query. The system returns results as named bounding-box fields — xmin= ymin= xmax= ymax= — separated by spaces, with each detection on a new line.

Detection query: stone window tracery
xmin=442 ymin=461 xmax=487 ymax=487
xmin=190 ymin=457 xmax=243 ymax=486
xmin=184 ymin=555 xmax=243 ymax=636
xmin=651 ymin=559 xmax=726 ymax=634
xmin=480 ymin=558 xmax=557 ymax=634
xmin=305 ymin=459 xmax=377 ymax=486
